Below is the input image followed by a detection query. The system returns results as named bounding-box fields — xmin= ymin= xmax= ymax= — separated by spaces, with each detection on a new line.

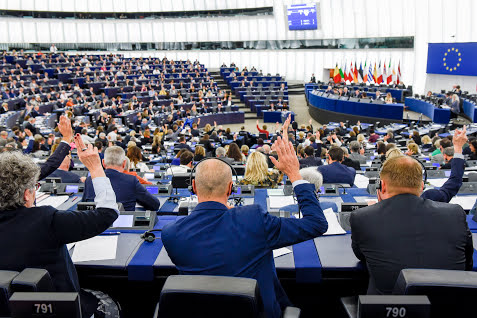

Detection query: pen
xmin=100 ymin=232 xmax=121 ymax=235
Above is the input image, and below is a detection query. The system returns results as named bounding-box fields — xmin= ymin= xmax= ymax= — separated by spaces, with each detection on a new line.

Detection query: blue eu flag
xmin=426 ymin=42 xmax=477 ymax=76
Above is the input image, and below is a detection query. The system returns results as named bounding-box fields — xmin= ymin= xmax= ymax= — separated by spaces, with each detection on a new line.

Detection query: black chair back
xmin=156 ymin=275 xmax=264 ymax=318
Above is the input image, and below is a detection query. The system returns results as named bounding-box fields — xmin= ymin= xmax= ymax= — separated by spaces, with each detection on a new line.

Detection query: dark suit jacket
xmin=162 ymin=183 xmax=328 ymax=318
xmin=82 ymin=169 xmax=160 ymax=211
xmin=422 ymin=157 xmax=464 ymax=203
xmin=342 ymin=157 xmax=361 ymax=171
xmin=175 ymin=143 xmax=193 ymax=152
xmin=318 ymin=162 xmax=356 ymax=186
xmin=0 ymin=205 xmax=117 ymax=292
xmin=38 ymin=142 xmax=71 ymax=180
xmin=299 ymin=156 xmax=323 ymax=168
xmin=350 ymin=194 xmax=473 ymax=295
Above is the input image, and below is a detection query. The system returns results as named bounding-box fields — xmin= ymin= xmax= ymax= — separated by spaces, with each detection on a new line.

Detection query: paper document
xmin=112 ymin=215 xmax=134 ymax=228
xmin=36 ymin=195 xmax=69 ymax=208
xmin=273 ymin=247 xmax=292 ymax=258
xmin=269 ymin=196 xmax=295 ymax=209
xmin=354 ymin=174 xmax=370 ymax=188
xmin=267 ymin=189 xmax=284 ymax=196
xmin=450 ymin=196 xmax=477 ymax=210
xmin=71 ymin=235 xmax=118 ymax=262
xmin=66 ymin=243 xmax=75 ymax=250
xmin=143 ymin=173 xmax=154 ymax=180
xmin=428 ymin=178 xmax=447 ymax=188
xmin=323 ymin=208 xmax=346 ymax=236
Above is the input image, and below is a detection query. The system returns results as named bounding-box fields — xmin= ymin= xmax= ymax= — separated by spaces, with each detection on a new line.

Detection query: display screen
xmin=232 ymin=186 xmax=242 ymax=196
xmin=146 ymin=186 xmax=158 ymax=194
xmin=65 ymin=185 xmax=79 ymax=193
xmin=153 ymin=166 xmax=161 ymax=171
xmin=287 ymin=3 xmax=318 ymax=30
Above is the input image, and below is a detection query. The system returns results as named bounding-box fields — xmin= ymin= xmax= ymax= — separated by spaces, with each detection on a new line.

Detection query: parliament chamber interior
xmin=1 ymin=1 xmax=477 ymax=317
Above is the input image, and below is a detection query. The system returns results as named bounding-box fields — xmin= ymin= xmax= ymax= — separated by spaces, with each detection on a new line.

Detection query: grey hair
xmin=195 ymin=159 xmax=232 ymax=197
xmin=0 ymin=151 xmax=40 ymax=210
xmin=216 ymin=147 xmax=226 ymax=157
xmin=104 ymin=146 xmax=126 ymax=167
xmin=349 ymin=141 xmax=360 ymax=153
xmin=124 ymin=157 xmax=130 ymax=170
xmin=262 ymin=145 xmax=271 ymax=154
xmin=341 ymin=146 xmax=349 ymax=155
xmin=99 ymin=132 xmax=106 ymax=138
xmin=300 ymin=167 xmax=323 ymax=191
xmin=443 ymin=146 xmax=454 ymax=157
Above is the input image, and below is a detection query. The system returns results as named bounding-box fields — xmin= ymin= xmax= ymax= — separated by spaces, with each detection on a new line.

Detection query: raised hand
xmin=270 ymin=136 xmax=301 ymax=183
xmin=281 ymin=114 xmax=291 ymax=143
xmin=58 ymin=115 xmax=73 ymax=143
xmin=453 ymin=125 xmax=468 ymax=153
xmin=74 ymin=134 xmax=105 ymax=178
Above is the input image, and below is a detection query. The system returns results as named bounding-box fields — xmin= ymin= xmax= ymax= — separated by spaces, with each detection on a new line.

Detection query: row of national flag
xmin=332 ymin=61 xmax=401 ymax=85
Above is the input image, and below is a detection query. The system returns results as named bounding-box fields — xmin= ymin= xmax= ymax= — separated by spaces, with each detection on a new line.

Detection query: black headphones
xmin=188 ymin=157 xmax=239 ymax=196
xmin=375 ymin=157 xmax=428 ymax=191
xmin=141 ymin=229 xmax=162 ymax=242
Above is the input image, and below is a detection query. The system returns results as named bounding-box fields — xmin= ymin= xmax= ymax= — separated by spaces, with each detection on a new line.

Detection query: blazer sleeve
xmin=134 ymin=178 xmax=160 ymax=211
xmin=38 ymin=142 xmax=71 ymax=180
xmin=421 ymin=158 xmax=464 ymax=203
xmin=50 ymin=207 xmax=118 ymax=244
xmin=261 ymin=183 xmax=328 ymax=250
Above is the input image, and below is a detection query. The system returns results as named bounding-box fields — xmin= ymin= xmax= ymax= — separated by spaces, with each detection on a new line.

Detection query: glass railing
xmin=0 ymin=7 xmax=274 ymax=19
xmin=2 ymin=37 xmax=414 ymax=52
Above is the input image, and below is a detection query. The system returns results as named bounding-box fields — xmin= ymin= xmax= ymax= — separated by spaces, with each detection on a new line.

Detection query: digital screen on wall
xmin=287 ymin=3 xmax=318 ymax=30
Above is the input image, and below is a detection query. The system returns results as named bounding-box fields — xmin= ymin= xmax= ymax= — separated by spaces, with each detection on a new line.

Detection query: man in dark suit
xmin=350 ymin=155 xmax=473 ymax=295
xmin=162 ymin=119 xmax=328 ymax=318
xmin=310 ymin=74 xmax=316 ymax=83
xmin=341 ymin=147 xmax=361 ymax=170
xmin=82 ymin=146 xmax=160 ymax=212
xmin=299 ymin=146 xmax=322 ymax=168
xmin=174 ymin=136 xmax=193 ymax=152
xmin=318 ymin=147 xmax=356 ymax=186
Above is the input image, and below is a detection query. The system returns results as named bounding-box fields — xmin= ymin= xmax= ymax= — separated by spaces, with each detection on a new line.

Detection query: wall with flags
xmin=326 ymin=57 xmax=407 ymax=86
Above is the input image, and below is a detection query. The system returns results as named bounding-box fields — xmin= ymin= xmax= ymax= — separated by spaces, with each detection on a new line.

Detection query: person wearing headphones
xmin=161 ymin=116 xmax=328 ymax=318
xmin=350 ymin=154 xmax=473 ymax=295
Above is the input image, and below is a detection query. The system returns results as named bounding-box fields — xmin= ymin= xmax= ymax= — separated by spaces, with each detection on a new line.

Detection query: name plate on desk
xmin=9 ymin=292 xmax=81 ymax=318
xmin=341 ymin=202 xmax=368 ymax=212
xmin=358 ymin=295 xmax=430 ymax=318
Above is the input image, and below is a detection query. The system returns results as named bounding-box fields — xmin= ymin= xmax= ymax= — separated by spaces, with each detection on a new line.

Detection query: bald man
xmin=162 ymin=117 xmax=328 ymax=318
xmin=350 ymin=155 xmax=473 ymax=295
